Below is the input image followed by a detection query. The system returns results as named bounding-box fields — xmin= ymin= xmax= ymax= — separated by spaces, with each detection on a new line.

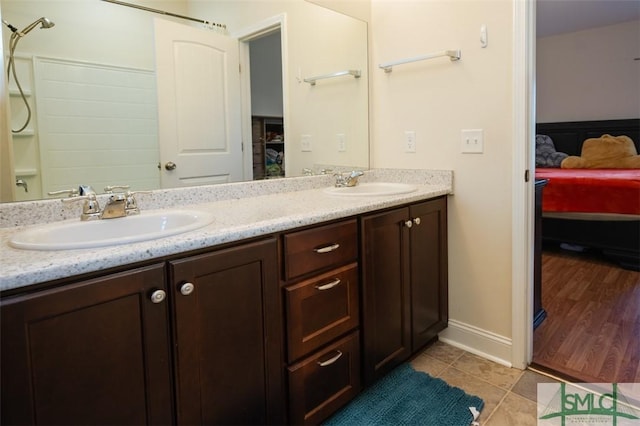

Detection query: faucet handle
xmin=104 ymin=185 xmax=130 ymax=193
xmin=61 ymin=194 xmax=101 ymax=221
xmin=48 ymin=188 xmax=79 ymax=198
xmin=124 ymin=190 xmax=152 ymax=215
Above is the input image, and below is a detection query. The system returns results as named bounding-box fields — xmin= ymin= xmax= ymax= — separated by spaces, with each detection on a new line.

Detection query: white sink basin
xmin=324 ymin=182 xmax=417 ymax=197
xmin=9 ymin=209 xmax=215 ymax=251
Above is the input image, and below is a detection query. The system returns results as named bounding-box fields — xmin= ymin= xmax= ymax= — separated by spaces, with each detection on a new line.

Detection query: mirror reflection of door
xmin=248 ymin=31 xmax=284 ymax=180
xmin=154 ymin=18 xmax=243 ymax=189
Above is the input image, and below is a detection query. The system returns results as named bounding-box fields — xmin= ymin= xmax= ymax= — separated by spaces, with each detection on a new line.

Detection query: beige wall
xmin=370 ymin=0 xmax=515 ymax=347
xmin=537 ymin=20 xmax=640 ymax=122
xmin=307 ymin=0 xmax=371 ymax=22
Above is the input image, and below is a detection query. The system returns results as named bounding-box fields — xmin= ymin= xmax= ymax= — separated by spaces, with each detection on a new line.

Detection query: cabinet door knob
xmin=180 ymin=282 xmax=195 ymax=296
xmin=404 ymin=220 xmax=413 ymax=228
xmin=413 ymin=217 xmax=421 ymax=226
xmin=150 ymin=289 xmax=167 ymax=304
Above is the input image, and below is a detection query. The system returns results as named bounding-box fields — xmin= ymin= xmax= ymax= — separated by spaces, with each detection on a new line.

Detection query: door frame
xmin=233 ymin=14 xmax=288 ymax=182
xmin=511 ymin=0 xmax=537 ymax=370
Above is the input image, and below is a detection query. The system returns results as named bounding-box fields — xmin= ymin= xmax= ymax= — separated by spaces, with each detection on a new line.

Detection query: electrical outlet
xmin=461 ymin=129 xmax=484 ymax=153
xmin=405 ymin=131 xmax=416 ymax=153
xmin=301 ymin=134 xmax=312 ymax=152
xmin=337 ymin=133 xmax=346 ymax=152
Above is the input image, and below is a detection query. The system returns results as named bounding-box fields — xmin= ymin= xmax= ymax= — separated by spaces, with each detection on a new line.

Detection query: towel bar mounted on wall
xmin=379 ymin=49 xmax=461 ymax=73
xmin=304 ymin=70 xmax=361 ymax=86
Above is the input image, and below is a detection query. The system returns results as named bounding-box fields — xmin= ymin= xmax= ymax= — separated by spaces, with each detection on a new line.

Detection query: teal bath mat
xmin=323 ymin=364 xmax=483 ymax=426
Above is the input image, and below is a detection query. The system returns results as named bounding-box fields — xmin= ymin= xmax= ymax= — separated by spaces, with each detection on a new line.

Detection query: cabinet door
xmin=168 ymin=238 xmax=285 ymax=425
xmin=361 ymin=207 xmax=411 ymax=385
xmin=1 ymin=264 xmax=173 ymax=426
xmin=410 ymin=198 xmax=448 ymax=350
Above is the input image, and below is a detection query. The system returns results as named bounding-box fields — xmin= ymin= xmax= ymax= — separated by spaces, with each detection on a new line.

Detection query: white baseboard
xmin=438 ymin=319 xmax=514 ymax=368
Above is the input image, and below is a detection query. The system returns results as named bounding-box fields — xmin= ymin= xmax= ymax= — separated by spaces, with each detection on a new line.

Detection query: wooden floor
xmin=532 ymin=244 xmax=640 ymax=383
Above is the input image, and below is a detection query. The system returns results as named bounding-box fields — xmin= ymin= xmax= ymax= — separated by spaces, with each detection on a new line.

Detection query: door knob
xmin=164 ymin=161 xmax=177 ymax=171
xmin=404 ymin=220 xmax=413 ymax=228
xmin=413 ymin=217 xmax=421 ymax=225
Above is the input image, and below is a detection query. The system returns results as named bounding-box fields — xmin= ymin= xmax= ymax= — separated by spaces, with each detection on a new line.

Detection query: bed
xmin=535 ymin=119 xmax=640 ymax=270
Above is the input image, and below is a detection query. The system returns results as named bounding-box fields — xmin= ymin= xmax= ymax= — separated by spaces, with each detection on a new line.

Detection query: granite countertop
xmin=0 ymin=169 xmax=453 ymax=292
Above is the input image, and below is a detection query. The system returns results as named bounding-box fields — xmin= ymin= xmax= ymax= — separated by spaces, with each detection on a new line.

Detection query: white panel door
xmin=155 ymin=18 xmax=243 ymax=188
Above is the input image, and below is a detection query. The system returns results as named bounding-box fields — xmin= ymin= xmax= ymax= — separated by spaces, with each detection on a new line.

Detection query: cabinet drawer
xmin=285 ymin=263 xmax=359 ymax=362
xmin=283 ymin=219 xmax=357 ymax=280
xmin=288 ymin=331 xmax=360 ymax=425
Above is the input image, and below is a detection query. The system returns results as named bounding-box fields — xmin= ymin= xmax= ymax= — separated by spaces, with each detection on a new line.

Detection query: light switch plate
xmin=461 ymin=129 xmax=484 ymax=153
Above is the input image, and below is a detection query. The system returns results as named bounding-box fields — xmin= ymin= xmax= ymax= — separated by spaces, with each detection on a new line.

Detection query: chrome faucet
xmin=101 ymin=193 xmax=128 ymax=219
xmin=102 ymin=185 xmax=149 ymax=218
xmin=59 ymin=184 xmax=149 ymax=221
xmin=334 ymin=170 xmax=364 ymax=187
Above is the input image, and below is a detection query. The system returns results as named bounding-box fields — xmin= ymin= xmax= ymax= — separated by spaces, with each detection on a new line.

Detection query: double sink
xmin=9 ymin=183 xmax=416 ymax=251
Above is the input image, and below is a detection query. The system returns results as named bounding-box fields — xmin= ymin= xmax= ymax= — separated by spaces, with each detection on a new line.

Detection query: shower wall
xmin=8 ymin=56 xmax=42 ymax=201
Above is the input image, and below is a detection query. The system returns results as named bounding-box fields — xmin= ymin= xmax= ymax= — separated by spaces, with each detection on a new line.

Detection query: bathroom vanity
xmin=0 ymin=170 xmax=452 ymax=425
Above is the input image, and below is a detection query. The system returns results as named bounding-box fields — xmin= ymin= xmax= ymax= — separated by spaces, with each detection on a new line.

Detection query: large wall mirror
xmin=1 ymin=0 xmax=369 ymax=202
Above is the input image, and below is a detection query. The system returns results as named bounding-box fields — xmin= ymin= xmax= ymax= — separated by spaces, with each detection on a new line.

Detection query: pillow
xmin=561 ymin=134 xmax=640 ymax=169
xmin=535 ymin=134 xmax=568 ymax=168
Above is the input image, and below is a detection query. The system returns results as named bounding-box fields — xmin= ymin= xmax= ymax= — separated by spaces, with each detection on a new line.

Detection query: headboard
xmin=536 ymin=119 xmax=640 ymax=156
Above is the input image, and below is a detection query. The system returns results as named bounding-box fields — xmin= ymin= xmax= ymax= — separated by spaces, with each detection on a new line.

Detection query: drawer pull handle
xmin=314 ymin=243 xmax=340 ymax=254
xmin=317 ymin=350 xmax=343 ymax=367
xmin=315 ymin=278 xmax=341 ymax=291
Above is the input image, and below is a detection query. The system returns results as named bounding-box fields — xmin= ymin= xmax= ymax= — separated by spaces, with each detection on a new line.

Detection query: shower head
xmin=18 ymin=17 xmax=55 ymax=37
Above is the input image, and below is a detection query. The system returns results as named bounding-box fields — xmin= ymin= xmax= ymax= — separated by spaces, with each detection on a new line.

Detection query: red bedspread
xmin=535 ymin=168 xmax=640 ymax=215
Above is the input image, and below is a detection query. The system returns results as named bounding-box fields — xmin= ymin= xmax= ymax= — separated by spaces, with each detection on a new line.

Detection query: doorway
xmin=529 ymin=0 xmax=640 ymax=383
xmin=236 ymin=16 xmax=286 ymax=182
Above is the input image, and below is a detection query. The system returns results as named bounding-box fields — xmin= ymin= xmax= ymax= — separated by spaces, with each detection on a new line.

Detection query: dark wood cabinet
xmin=361 ymin=197 xmax=448 ymax=385
xmin=1 ymin=197 xmax=449 ymax=425
xmin=1 ymin=264 xmax=173 ymax=425
xmin=409 ymin=198 xmax=449 ymax=350
xmin=282 ymin=220 xmax=361 ymax=425
xmin=284 ymin=263 xmax=359 ymax=363
xmin=287 ymin=332 xmax=361 ymax=426
xmin=361 ymin=207 xmax=412 ymax=384
xmin=1 ymin=239 xmax=285 ymax=426
xmin=168 ymin=238 xmax=285 ymax=425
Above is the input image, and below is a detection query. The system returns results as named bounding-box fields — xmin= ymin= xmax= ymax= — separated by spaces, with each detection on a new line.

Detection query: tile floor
xmin=411 ymin=341 xmax=562 ymax=425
